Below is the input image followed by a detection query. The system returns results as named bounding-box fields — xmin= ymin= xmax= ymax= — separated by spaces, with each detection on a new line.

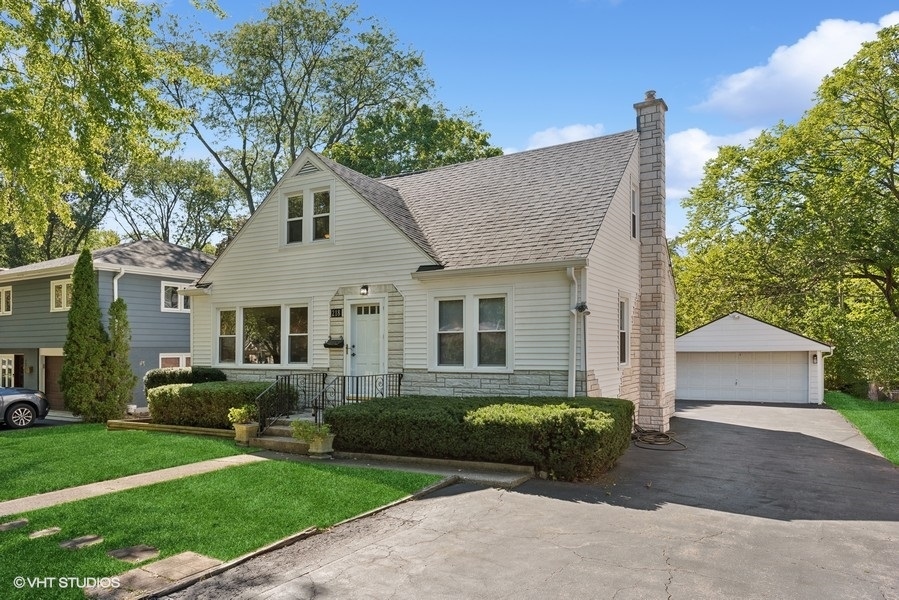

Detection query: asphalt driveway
xmin=165 ymin=401 xmax=899 ymax=600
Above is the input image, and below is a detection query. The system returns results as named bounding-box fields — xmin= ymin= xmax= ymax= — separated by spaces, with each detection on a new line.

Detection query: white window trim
xmin=159 ymin=353 xmax=191 ymax=368
xmin=215 ymin=303 xmax=313 ymax=368
xmin=161 ymin=281 xmax=191 ymax=313
xmin=618 ymin=296 xmax=631 ymax=367
xmin=0 ymin=286 xmax=11 ymax=316
xmin=631 ymin=186 xmax=639 ymax=240
xmin=430 ymin=290 xmax=512 ymax=373
xmin=50 ymin=279 xmax=73 ymax=312
xmin=280 ymin=183 xmax=335 ymax=248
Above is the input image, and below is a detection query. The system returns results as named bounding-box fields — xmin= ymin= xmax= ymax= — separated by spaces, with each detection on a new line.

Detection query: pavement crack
xmin=663 ymin=548 xmax=674 ymax=600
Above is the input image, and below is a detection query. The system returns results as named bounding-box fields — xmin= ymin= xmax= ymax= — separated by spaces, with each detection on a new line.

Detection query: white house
xmin=184 ymin=91 xmax=677 ymax=431
xmin=676 ymin=312 xmax=832 ymax=404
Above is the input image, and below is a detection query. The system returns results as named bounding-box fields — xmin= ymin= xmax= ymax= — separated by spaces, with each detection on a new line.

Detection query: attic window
xmin=287 ymin=195 xmax=303 ymax=243
xmin=313 ymin=190 xmax=330 ymax=240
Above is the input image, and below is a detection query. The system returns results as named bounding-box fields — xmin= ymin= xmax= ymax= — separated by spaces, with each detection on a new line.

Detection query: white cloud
xmin=525 ymin=123 xmax=605 ymax=150
xmin=666 ymin=127 xmax=761 ymax=201
xmin=698 ymin=12 xmax=899 ymax=122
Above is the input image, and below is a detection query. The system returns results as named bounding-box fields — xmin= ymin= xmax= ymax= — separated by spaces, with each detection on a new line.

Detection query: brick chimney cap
xmin=645 ymin=90 xmax=656 ymax=100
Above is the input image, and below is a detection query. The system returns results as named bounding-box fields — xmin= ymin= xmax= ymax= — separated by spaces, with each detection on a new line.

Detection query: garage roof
xmin=676 ymin=312 xmax=832 ymax=353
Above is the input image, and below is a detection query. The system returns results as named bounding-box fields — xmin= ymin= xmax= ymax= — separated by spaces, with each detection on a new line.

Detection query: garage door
xmin=677 ymin=351 xmax=810 ymax=403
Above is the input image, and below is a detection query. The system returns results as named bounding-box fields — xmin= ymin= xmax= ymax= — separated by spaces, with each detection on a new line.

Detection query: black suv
xmin=1 ymin=387 xmax=50 ymax=429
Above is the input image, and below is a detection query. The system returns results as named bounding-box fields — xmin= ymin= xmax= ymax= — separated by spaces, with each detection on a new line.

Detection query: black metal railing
xmin=310 ymin=373 xmax=403 ymax=424
xmin=255 ymin=372 xmax=327 ymax=434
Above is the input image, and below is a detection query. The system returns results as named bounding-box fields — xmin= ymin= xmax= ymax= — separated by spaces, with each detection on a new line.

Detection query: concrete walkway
xmin=0 ymin=454 xmax=268 ymax=518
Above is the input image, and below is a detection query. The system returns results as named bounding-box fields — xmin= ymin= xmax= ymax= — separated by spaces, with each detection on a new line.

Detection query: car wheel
xmin=6 ymin=403 xmax=37 ymax=429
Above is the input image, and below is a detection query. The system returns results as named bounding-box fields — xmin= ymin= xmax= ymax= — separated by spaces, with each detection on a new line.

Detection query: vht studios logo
xmin=13 ymin=576 xmax=121 ymax=589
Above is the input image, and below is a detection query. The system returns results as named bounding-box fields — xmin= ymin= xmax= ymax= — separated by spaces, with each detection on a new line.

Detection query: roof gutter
xmin=412 ymin=258 xmax=588 ymax=280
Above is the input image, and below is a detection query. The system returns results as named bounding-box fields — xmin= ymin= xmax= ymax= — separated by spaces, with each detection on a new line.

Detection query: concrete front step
xmin=261 ymin=425 xmax=294 ymax=438
xmin=249 ymin=435 xmax=309 ymax=454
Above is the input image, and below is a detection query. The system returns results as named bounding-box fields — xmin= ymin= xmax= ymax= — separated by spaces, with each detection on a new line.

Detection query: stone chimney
xmin=634 ymin=90 xmax=675 ymax=432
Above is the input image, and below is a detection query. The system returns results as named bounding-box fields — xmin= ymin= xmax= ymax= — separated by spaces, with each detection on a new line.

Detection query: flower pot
xmin=233 ymin=422 xmax=259 ymax=445
xmin=306 ymin=433 xmax=336 ymax=457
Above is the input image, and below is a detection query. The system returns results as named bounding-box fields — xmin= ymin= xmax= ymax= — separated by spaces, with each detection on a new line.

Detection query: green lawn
xmin=0 ymin=460 xmax=441 ymax=600
xmin=825 ymin=391 xmax=899 ymax=464
xmin=0 ymin=423 xmax=251 ymax=501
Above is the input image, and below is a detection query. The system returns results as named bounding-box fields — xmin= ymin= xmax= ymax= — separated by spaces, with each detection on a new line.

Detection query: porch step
xmin=249 ymin=436 xmax=309 ymax=455
xmin=261 ymin=425 xmax=294 ymax=438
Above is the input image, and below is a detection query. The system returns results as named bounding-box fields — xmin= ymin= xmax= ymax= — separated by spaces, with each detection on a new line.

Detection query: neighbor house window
xmin=288 ymin=306 xmax=309 ymax=364
xmin=435 ymin=294 xmax=509 ymax=369
xmin=161 ymin=282 xmax=190 ymax=312
xmin=0 ymin=286 xmax=11 ymax=315
xmin=50 ymin=279 xmax=73 ymax=312
xmin=631 ymin=187 xmax=639 ymax=239
xmin=313 ymin=190 xmax=330 ymax=240
xmin=477 ymin=297 xmax=506 ymax=367
xmin=159 ymin=354 xmax=191 ymax=368
xmin=286 ymin=195 xmax=303 ymax=243
xmin=438 ymin=299 xmax=464 ymax=366
xmin=219 ymin=310 xmax=236 ymax=363
xmin=619 ymin=299 xmax=629 ymax=364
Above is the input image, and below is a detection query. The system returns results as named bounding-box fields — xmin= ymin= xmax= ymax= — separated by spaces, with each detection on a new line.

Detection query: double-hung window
xmin=285 ymin=187 xmax=331 ymax=245
xmin=631 ymin=187 xmax=639 ymax=239
xmin=436 ymin=294 xmax=508 ymax=369
xmin=0 ymin=286 xmax=11 ymax=315
xmin=619 ymin=299 xmax=629 ymax=365
xmin=50 ymin=279 xmax=73 ymax=312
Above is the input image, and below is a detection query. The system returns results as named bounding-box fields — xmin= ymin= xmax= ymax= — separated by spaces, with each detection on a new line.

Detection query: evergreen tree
xmin=60 ymin=249 xmax=108 ymax=421
xmin=104 ymin=298 xmax=136 ymax=420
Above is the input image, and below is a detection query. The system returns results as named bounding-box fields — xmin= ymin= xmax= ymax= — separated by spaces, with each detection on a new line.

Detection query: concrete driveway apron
xmin=165 ymin=402 xmax=899 ymax=600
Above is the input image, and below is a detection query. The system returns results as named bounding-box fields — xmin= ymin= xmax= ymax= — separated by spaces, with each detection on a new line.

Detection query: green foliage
xmin=290 ymin=420 xmax=331 ymax=442
xmin=676 ymin=25 xmax=899 ymax=387
xmin=60 ymin=249 xmax=109 ymax=421
xmin=148 ymin=381 xmax=270 ymax=429
xmin=143 ymin=366 xmax=227 ymax=391
xmin=101 ymin=298 xmax=136 ymax=420
xmin=326 ymin=396 xmax=634 ymax=481
xmin=160 ymin=0 xmax=431 ymax=214
xmin=227 ymin=404 xmax=257 ymax=425
xmin=326 ymin=102 xmax=503 ymax=177
xmin=117 ymin=155 xmax=241 ymax=249
xmin=0 ymin=1 xmax=203 ymax=241
xmin=825 ymin=391 xmax=899 ymax=464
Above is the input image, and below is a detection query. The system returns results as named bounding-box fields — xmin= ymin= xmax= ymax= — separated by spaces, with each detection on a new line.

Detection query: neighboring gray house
xmin=0 ymin=240 xmax=214 ymax=409
xmin=185 ymin=91 xmax=676 ymax=431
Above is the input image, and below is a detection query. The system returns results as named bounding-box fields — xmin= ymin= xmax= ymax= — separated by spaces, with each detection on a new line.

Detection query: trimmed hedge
xmin=148 ymin=381 xmax=270 ymax=429
xmin=326 ymin=395 xmax=634 ymax=481
xmin=144 ymin=366 xmax=227 ymax=391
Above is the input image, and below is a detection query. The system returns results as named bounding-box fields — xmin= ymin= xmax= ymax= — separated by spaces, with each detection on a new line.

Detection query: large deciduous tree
xmin=326 ymin=102 xmax=503 ymax=177
xmin=677 ymin=24 xmax=899 ymax=387
xmin=0 ymin=0 xmax=204 ymax=240
xmin=159 ymin=0 xmax=431 ymax=214
xmin=115 ymin=156 xmax=239 ymax=250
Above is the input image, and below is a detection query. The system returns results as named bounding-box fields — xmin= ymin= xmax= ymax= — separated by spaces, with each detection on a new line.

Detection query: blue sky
xmin=163 ymin=0 xmax=899 ymax=237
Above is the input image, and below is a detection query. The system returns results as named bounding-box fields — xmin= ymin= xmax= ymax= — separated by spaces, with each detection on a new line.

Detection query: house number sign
xmin=330 ymin=308 xmax=343 ymax=318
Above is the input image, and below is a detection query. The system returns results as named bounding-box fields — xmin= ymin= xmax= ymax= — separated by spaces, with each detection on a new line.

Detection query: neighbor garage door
xmin=677 ymin=351 xmax=809 ymax=403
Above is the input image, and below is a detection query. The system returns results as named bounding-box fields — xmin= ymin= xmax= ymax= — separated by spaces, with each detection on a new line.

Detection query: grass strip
xmin=0 ymin=424 xmax=251 ymax=502
xmin=825 ymin=391 xmax=899 ymax=464
xmin=0 ymin=459 xmax=441 ymax=600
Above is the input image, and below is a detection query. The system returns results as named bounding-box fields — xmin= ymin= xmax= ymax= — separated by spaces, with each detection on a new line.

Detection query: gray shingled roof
xmin=0 ymin=239 xmax=214 ymax=278
xmin=318 ymin=130 xmax=638 ymax=270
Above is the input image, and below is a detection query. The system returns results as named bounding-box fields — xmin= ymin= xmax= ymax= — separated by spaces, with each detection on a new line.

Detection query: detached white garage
xmin=676 ymin=312 xmax=832 ymax=404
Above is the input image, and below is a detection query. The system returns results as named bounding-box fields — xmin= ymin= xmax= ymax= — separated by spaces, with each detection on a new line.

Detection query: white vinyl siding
xmin=584 ymin=153 xmax=642 ymax=398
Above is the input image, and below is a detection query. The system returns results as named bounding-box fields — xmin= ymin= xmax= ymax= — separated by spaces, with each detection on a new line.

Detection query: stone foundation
xmin=401 ymin=369 xmax=586 ymax=397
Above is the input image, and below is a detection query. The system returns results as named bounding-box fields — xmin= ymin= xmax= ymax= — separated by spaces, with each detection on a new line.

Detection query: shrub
xmin=326 ymin=396 xmax=633 ymax=480
xmin=144 ymin=366 xmax=227 ymax=391
xmin=148 ymin=381 xmax=270 ymax=429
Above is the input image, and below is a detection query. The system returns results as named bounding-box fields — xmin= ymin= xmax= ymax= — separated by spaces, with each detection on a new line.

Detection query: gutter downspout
xmin=112 ymin=268 xmax=125 ymax=300
xmin=567 ymin=267 xmax=578 ymax=397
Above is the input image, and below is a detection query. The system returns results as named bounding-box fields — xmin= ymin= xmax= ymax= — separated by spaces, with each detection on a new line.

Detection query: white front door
xmin=0 ymin=355 xmax=13 ymax=387
xmin=348 ymin=303 xmax=383 ymax=376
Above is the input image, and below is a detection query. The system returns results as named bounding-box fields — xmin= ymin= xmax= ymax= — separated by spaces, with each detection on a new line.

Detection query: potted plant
xmin=228 ymin=404 xmax=259 ymax=445
xmin=291 ymin=420 xmax=335 ymax=457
